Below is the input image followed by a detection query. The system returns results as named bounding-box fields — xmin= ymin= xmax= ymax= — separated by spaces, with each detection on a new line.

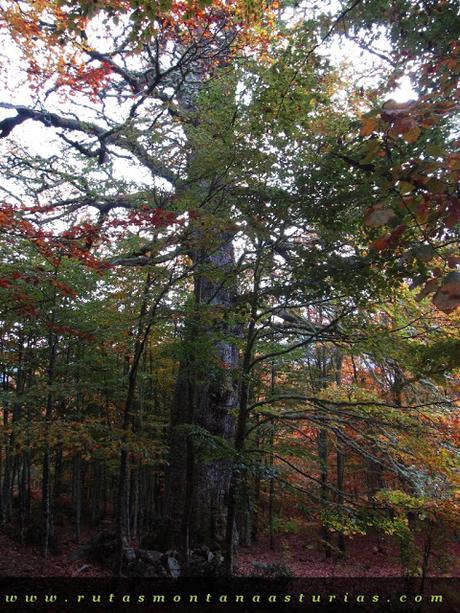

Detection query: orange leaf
xmin=360 ymin=116 xmax=379 ymax=137
xmin=432 ymin=272 xmax=460 ymax=313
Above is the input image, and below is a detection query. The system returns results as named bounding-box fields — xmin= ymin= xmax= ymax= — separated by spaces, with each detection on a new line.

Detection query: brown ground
xmin=235 ymin=531 xmax=460 ymax=577
xmin=0 ymin=526 xmax=111 ymax=577
xmin=0 ymin=526 xmax=458 ymax=577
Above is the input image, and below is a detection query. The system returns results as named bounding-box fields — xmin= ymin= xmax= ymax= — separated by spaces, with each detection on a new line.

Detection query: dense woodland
xmin=0 ymin=0 xmax=459 ymax=579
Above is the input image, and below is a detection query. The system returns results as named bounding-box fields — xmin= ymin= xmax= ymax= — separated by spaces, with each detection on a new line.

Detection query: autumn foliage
xmin=0 ymin=0 xmax=458 ymax=584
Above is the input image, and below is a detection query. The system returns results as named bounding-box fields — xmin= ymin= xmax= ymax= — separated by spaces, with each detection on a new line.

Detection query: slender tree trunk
xmin=42 ymin=446 xmax=52 ymax=557
xmin=2 ymin=421 xmax=12 ymax=524
xmin=268 ymin=431 xmax=275 ymax=551
xmin=336 ymin=443 xmax=346 ymax=557
xmin=2 ymin=335 xmax=26 ymax=526
xmin=19 ymin=456 xmax=28 ymax=544
xmin=117 ymin=272 xmax=165 ymax=569
xmin=43 ymin=293 xmax=58 ymax=558
xmin=224 ymin=251 xmax=262 ymax=572
xmin=318 ymin=427 xmax=331 ymax=559
xmin=223 ymin=360 xmax=251 ymax=572
xmin=53 ymin=445 xmax=63 ymax=504
xmin=73 ymin=453 xmax=82 ymax=543
xmin=251 ymin=415 xmax=261 ymax=543
xmin=334 ymin=351 xmax=346 ymax=558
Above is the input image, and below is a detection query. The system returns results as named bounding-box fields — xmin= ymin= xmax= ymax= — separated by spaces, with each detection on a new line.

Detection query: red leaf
xmin=445 ymin=198 xmax=460 ymax=228
xmin=370 ymin=224 xmax=406 ymax=252
xmin=371 ymin=234 xmax=392 ymax=251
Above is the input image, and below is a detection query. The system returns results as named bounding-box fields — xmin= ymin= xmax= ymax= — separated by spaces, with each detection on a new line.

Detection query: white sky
xmin=0 ymin=5 xmax=417 ymax=204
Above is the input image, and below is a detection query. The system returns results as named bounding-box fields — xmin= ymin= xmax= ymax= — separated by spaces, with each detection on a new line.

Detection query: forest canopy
xmin=0 ymin=0 xmax=458 ymax=578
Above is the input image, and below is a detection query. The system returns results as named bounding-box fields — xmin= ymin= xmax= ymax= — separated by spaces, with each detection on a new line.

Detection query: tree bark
xmin=318 ymin=427 xmax=331 ymax=558
xmin=165 ymin=234 xmax=239 ymax=550
xmin=162 ymin=39 xmax=241 ymax=556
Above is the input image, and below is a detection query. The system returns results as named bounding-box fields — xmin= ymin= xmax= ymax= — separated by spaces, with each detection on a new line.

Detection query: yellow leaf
xmin=399 ymin=181 xmax=415 ymax=194
xmin=403 ymin=125 xmax=421 ymax=144
xmin=360 ymin=116 xmax=379 ymax=137
xmin=426 ymin=178 xmax=447 ymax=193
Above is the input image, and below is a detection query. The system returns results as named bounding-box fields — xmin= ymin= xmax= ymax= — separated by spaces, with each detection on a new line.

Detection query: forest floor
xmin=0 ymin=526 xmax=112 ymax=577
xmin=235 ymin=532 xmax=460 ymax=577
xmin=0 ymin=526 xmax=458 ymax=577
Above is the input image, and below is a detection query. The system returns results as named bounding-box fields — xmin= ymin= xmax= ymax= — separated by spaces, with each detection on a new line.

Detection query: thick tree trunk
xmin=165 ymin=234 xmax=239 ymax=550
xmin=162 ymin=43 xmax=241 ymax=556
